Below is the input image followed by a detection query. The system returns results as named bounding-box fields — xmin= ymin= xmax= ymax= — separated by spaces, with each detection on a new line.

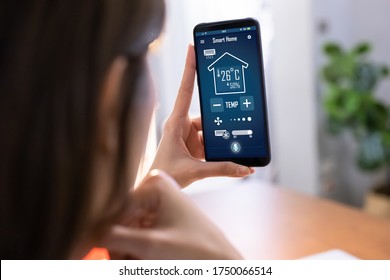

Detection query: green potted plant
xmin=321 ymin=41 xmax=390 ymax=217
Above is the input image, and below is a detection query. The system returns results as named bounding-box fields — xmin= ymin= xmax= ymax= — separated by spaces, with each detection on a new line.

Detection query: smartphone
xmin=193 ymin=18 xmax=271 ymax=166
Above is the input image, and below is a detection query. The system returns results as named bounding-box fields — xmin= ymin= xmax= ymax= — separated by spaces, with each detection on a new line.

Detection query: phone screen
xmin=194 ymin=18 xmax=270 ymax=166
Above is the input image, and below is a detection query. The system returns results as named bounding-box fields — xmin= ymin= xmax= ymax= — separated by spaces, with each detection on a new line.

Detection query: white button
xmin=231 ymin=141 xmax=241 ymax=153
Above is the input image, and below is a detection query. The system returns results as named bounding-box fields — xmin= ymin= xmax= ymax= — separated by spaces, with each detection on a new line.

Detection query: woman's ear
xmin=98 ymin=57 xmax=128 ymax=154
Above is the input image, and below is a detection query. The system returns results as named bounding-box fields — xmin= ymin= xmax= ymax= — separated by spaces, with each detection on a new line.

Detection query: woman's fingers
xmin=103 ymin=225 xmax=157 ymax=259
xmin=172 ymin=45 xmax=196 ymax=118
xmin=192 ymin=116 xmax=202 ymax=131
xmin=102 ymin=169 xmax=243 ymax=260
xmin=196 ymin=161 xmax=253 ymax=179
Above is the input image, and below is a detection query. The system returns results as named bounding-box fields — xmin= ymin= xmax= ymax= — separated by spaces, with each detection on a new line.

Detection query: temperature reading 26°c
xmin=212 ymin=266 xmax=272 ymax=276
xmin=220 ymin=68 xmax=240 ymax=82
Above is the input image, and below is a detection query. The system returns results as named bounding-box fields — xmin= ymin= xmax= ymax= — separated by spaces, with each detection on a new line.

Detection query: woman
xmin=0 ymin=0 xmax=254 ymax=259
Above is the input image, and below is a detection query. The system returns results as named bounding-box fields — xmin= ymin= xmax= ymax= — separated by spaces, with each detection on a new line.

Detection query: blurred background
xmin=147 ymin=0 xmax=390 ymax=216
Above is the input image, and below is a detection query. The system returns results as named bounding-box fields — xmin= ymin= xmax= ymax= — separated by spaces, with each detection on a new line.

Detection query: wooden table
xmin=188 ymin=180 xmax=390 ymax=260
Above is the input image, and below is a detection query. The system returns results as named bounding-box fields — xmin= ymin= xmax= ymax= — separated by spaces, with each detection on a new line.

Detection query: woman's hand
xmin=102 ymin=170 xmax=242 ymax=260
xmin=150 ymin=45 xmax=254 ymax=187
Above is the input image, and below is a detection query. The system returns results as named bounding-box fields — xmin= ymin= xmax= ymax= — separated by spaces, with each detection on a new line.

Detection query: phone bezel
xmin=193 ymin=18 xmax=271 ymax=167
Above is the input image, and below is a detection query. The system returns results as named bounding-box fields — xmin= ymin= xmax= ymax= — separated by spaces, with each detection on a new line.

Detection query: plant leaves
xmin=382 ymin=66 xmax=389 ymax=76
xmin=353 ymin=42 xmax=371 ymax=55
xmin=323 ymin=42 xmax=342 ymax=56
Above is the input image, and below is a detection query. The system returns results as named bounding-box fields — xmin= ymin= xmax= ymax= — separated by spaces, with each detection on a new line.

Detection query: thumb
xmin=197 ymin=162 xmax=253 ymax=179
xmin=172 ymin=45 xmax=196 ymax=118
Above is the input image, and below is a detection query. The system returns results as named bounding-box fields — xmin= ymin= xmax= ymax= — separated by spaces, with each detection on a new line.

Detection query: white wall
xmin=348 ymin=0 xmax=390 ymax=103
xmin=313 ymin=0 xmax=390 ymax=102
xmin=270 ymin=0 xmax=320 ymax=195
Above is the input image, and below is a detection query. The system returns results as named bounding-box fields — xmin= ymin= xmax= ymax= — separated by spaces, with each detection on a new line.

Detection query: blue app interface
xmin=195 ymin=26 xmax=268 ymax=159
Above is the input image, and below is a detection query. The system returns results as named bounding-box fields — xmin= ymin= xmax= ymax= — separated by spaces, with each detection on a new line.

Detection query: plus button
xmin=243 ymin=99 xmax=252 ymax=108
xmin=240 ymin=96 xmax=254 ymax=111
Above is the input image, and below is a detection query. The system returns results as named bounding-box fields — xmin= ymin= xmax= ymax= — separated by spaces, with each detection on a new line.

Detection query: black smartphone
xmin=193 ymin=18 xmax=271 ymax=166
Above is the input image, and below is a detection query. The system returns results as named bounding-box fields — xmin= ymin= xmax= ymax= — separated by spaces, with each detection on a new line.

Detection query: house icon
xmin=207 ymin=52 xmax=249 ymax=95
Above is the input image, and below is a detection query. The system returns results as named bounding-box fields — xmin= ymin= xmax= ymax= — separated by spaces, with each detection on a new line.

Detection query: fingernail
xmin=237 ymin=166 xmax=250 ymax=176
xmin=249 ymin=167 xmax=256 ymax=174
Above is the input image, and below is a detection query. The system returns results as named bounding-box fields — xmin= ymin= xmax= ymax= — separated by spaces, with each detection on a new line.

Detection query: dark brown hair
xmin=0 ymin=0 xmax=164 ymax=259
